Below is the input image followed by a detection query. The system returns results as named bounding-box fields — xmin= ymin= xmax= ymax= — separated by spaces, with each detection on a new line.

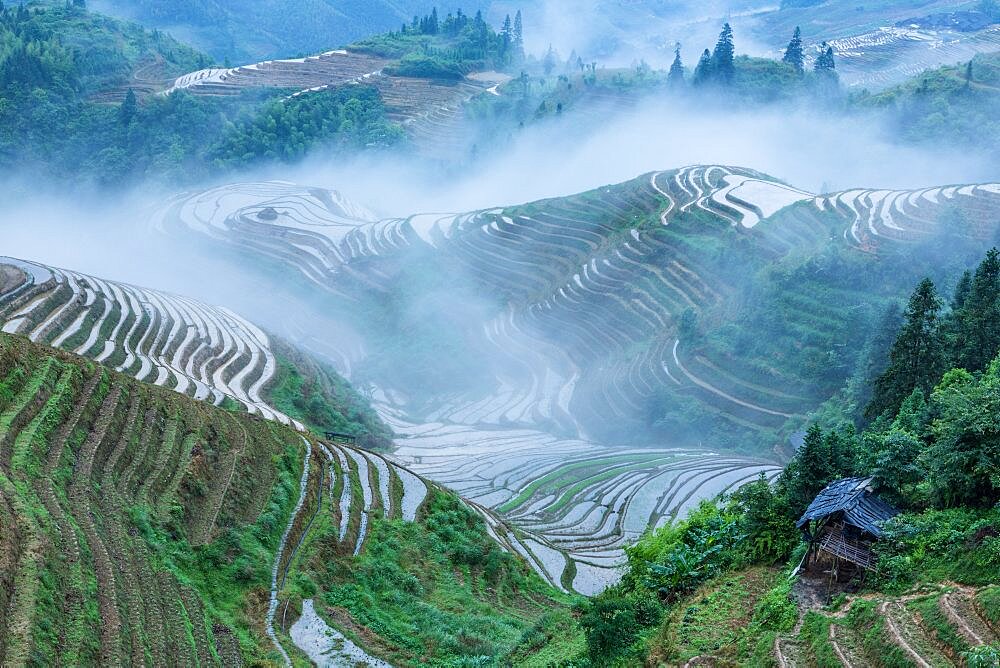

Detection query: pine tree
xmin=543 ymin=45 xmax=557 ymax=75
xmin=668 ymin=44 xmax=684 ymax=88
xmin=825 ymin=428 xmax=856 ymax=479
xmin=952 ymin=248 xmax=1000 ymax=372
xmin=501 ymin=14 xmax=512 ymax=60
xmin=119 ymin=88 xmax=137 ymax=126
xmin=786 ymin=423 xmax=833 ymax=511
xmin=814 ymin=42 xmax=836 ymax=72
xmin=711 ymin=23 xmax=735 ymax=84
xmin=866 ymin=278 xmax=945 ymax=419
xmin=513 ymin=10 xmax=524 ymax=60
xmin=782 ymin=26 xmax=804 ymax=74
xmin=952 ymin=270 xmax=973 ymax=312
xmin=692 ymin=48 xmax=713 ymax=86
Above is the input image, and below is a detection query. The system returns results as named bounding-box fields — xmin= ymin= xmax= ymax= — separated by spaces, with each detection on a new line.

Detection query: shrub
xmin=384 ymin=53 xmax=465 ymax=80
xmin=874 ymin=507 xmax=1000 ymax=588
xmin=964 ymin=644 xmax=1000 ymax=668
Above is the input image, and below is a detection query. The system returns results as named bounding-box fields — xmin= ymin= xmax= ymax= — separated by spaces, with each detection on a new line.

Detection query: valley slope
xmin=0 ymin=326 xmax=581 ymax=665
xmin=148 ymin=164 xmax=1000 ymax=593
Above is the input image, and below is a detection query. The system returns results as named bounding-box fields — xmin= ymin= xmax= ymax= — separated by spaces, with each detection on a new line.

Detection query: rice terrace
xmin=2 ymin=0 xmax=1000 ymax=665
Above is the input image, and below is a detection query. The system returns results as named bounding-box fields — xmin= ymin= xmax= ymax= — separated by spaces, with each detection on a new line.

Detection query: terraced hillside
xmin=820 ymin=25 xmax=1000 ymax=90
xmin=0 ymin=257 xmax=298 ymax=427
xmin=752 ymin=0 xmax=1000 ymax=90
xmin=0 ymin=254 xmax=669 ymax=595
xmin=383 ymin=410 xmax=780 ymax=595
xmin=164 ymin=49 xmax=494 ymax=158
xmin=148 ymin=165 xmax=1000 ymax=593
xmin=0 ymin=331 xmax=582 ymax=665
xmin=772 ymin=584 xmax=1000 ymax=668
xmin=154 ymin=166 xmax=1000 ymax=444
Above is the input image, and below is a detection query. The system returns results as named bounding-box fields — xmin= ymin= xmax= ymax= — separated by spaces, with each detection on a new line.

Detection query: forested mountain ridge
xmin=90 ymin=0 xmax=492 ymax=62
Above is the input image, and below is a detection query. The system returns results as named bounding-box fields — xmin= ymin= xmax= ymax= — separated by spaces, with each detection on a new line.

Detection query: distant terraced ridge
xmin=164 ymin=49 xmax=390 ymax=96
xmin=151 ymin=169 xmax=1000 ymax=592
xmin=0 ymin=257 xmax=298 ymax=427
xmin=822 ymin=25 xmax=1000 ymax=89
xmin=147 ymin=166 xmax=837 ymax=438
xmin=164 ymin=49 xmax=493 ymax=159
xmin=152 ymin=170 xmax=1000 ymax=443
xmin=811 ymin=182 xmax=1000 ymax=250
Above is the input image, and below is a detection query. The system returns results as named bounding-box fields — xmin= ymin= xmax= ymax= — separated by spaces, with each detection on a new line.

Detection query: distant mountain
xmin=90 ymin=0 xmax=493 ymax=62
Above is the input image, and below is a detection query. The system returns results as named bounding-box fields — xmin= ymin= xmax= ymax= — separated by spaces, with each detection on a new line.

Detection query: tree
xmin=728 ymin=474 xmax=798 ymax=563
xmin=951 ymin=248 xmax=1000 ymax=373
xmin=119 ymin=88 xmax=138 ymax=126
xmin=512 ymin=10 xmax=524 ymax=61
xmin=952 ymin=270 xmax=973 ymax=312
xmin=826 ymin=427 xmax=857 ymax=479
xmin=814 ymin=42 xmax=836 ymax=72
xmin=711 ymin=23 xmax=735 ymax=84
xmin=668 ymin=44 xmax=684 ymax=88
xmin=692 ymin=49 xmax=713 ymax=86
xmin=781 ymin=424 xmax=834 ymax=513
xmin=965 ymin=60 xmax=974 ymax=88
xmin=543 ymin=45 xmax=557 ymax=76
xmin=926 ymin=362 xmax=1000 ymax=507
xmin=500 ymin=14 xmax=512 ymax=61
xmin=866 ymin=278 xmax=945 ymax=419
xmin=782 ymin=26 xmax=804 ymax=74
xmin=858 ymin=426 xmax=926 ymax=507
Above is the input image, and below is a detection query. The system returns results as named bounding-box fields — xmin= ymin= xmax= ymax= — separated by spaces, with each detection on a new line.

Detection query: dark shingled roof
xmin=796 ymin=477 xmax=900 ymax=537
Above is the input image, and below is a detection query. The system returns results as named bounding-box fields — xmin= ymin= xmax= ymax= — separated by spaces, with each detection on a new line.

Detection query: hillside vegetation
xmin=572 ymin=250 xmax=1000 ymax=666
xmin=854 ymin=50 xmax=1000 ymax=161
xmin=0 ymin=2 xmax=404 ymax=188
xmin=0 ymin=330 xmax=584 ymax=665
xmin=91 ymin=0 xmax=492 ymax=62
xmin=152 ymin=164 xmax=1000 ymax=596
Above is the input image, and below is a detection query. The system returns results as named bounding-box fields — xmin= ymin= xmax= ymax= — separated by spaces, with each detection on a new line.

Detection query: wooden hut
xmin=797 ymin=477 xmax=899 ymax=573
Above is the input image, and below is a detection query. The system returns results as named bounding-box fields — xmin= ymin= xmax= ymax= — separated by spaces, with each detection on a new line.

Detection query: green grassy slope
xmin=0 ymin=332 xmax=582 ymax=665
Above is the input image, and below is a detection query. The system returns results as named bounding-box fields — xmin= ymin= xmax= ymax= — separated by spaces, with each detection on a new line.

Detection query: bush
xmin=963 ymin=644 xmax=1000 ymax=668
xmin=384 ymin=53 xmax=465 ymax=80
xmin=625 ymin=500 xmax=743 ymax=601
xmin=874 ymin=507 xmax=1000 ymax=588
xmin=577 ymin=591 xmax=662 ymax=665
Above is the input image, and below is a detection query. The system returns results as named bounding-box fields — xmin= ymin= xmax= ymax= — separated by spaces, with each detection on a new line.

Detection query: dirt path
xmin=672 ymin=340 xmax=794 ymax=418
xmin=829 ymin=623 xmax=854 ymax=668
xmin=880 ymin=602 xmax=932 ymax=668
xmin=941 ymin=591 xmax=984 ymax=645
